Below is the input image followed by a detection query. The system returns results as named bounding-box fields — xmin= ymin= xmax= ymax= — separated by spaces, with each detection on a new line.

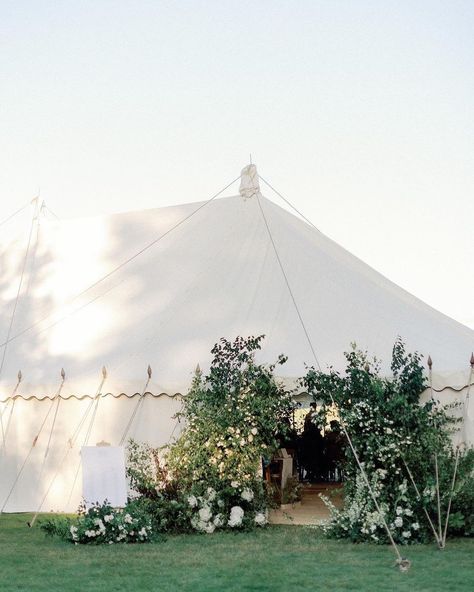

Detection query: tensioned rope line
xmin=0 ymin=370 xmax=66 ymax=515
xmin=402 ymin=456 xmax=442 ymax=547
xmin=255 ymin=195 xmax=322 ymax=372
xmin=259 ymin=176 xmax=321 ymax=232
xmin=0 ymin=198 xmax=39 ymax=380
xmin=119 ymin=366 xmax=152 ymax=446
xmin=441 ymin=354 xmax=473 ymax=547
xmin=66 ymin=368 xmax=108 ymax=508
xmin=0 ymin=199 xmax=39 ymax=450
xmin=33 ymin=389 xmax=63 ymax=500
xmin=255 ymin=192 xmax=406 ymax=567
xmin=0 ymin=176 xmax=241 ymax=352
xmin=0 ymin=371 xmax=22 ymax=455
xmin=28 ymin=368 xmax=108 ymax=528
xmin=23 ymin=201 xmax=44 ymax=298
xmin=359 ymin=404 xmax=443 ymax=548
xmin=0 ymin=200 xmax=33 ymax=229
xmin=43 ymin=203 xmax=59 ymax=220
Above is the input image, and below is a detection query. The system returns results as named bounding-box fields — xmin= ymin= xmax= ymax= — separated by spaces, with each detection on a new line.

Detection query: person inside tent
xmin=299 ymin=403 xmax=325 ymax=482
xmin=324 ymin=420 xmax=345 ymax=482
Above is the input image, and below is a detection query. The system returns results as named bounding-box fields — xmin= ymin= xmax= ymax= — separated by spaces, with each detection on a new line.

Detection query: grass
xmin=0 ymin=513 xmax=473 ymax=592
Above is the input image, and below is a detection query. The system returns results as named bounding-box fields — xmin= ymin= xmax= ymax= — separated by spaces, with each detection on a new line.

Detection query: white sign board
xmin=81 ymin=446 xmax=127 ymax=508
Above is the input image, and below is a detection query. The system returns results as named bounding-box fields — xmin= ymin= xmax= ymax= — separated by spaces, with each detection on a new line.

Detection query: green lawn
xmin=0 ymin=514 xmax=473 ymax=592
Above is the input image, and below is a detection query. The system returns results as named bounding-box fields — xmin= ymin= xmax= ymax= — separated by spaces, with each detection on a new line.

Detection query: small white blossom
xmin=241 ymin=488 xmax=254 ymax=502
xmin=213 ymin=514 xmax=225 ymax=527
xmin=254 ymin=512 xmax=267 ymax=526
xmin=187 ymin=495 xmax=198 ymax=508
xmin=394 ymin=517 xmax=403 ymax=528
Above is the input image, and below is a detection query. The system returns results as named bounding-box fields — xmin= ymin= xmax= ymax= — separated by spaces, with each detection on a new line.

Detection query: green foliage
xmin=281 ymin=476 xmax=303 ymax=505
xmin=126 ymin=439 xmax=171 ymax=499
xmin=40 ymin=500 xmax=153 ymax=545
xmin=303 ymin=338 xmax=473 ymax=544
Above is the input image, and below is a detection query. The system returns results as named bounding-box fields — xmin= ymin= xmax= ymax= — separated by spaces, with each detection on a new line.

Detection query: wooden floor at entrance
xmin=269 ymin=483 xmax=343 ymax=526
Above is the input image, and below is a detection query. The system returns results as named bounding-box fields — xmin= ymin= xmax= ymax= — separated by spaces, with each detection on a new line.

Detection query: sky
xmin=1 ymin=1 xmax=473 ymax=329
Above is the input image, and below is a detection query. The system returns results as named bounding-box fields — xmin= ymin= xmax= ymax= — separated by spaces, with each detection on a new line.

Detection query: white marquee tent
xmin=1 ymin=164 xmax=473 ymax=512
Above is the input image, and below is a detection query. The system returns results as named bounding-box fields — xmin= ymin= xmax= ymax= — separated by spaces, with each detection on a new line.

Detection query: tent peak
xmin=239 ymin=164 xmax=261 ymax=200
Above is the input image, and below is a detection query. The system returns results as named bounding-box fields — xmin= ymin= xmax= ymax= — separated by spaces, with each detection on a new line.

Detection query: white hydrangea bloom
xmin=231 ymin=481 xmax=239 ymax=489
xmin=228 ymin=506 xmax=244 ymax=528
xmin=203 ymin=521 xmax=216 ymax=534
xmin=241 ymin=488 xmax=254 ymax=502
xmin=254 ymin=512 xmax=267 ymax=526
xmin=187 ymin=495 xmax=198 ymax=508
xmin=394 ymin=516 xmax=403 ymax=528
xmin=213 ymin=514 xmax=224 ymax=527
xmin=199 ymin=506 xmax=212 ymax=522
xmin=402 ymin=530 xmax=411 ymax=538
xmin=251 ymin=427 xmax=258 ymax=436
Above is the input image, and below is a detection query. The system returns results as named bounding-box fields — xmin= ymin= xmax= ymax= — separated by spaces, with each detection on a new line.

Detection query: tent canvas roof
xmin=1 ymin=167 xmax=473 ymax=401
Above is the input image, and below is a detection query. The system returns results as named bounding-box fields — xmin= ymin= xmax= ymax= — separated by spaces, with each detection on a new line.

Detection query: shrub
xmin=40 ymin=500 xmax=153 ymax=545
xmin=162 ymin=335 xmax=293 ymax=532
xmin=303 ymin=338 xmax=473 ymax=544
